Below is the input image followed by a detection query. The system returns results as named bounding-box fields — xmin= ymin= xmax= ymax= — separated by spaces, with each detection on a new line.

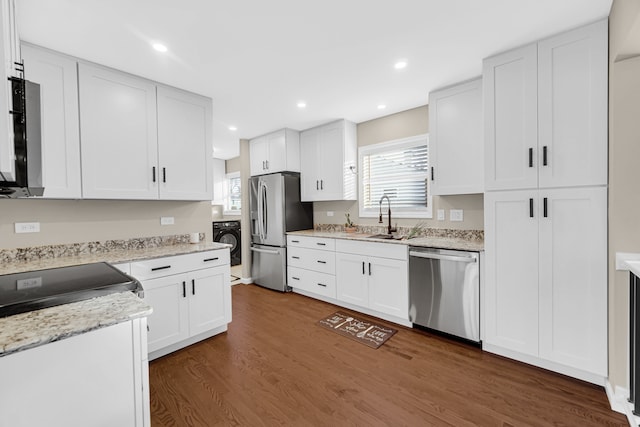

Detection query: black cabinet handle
xmin=182 ymin=281 xmax=186 ymax=298
xmin=528 ymin=148 xmax=533 ymax=168
xmin=292 ymin=256 xmax=300 ymax=259
xmin=292 ymin=276 xmax=300 ymax=280
xmin=291 ymin=240 xmax=300 ymax=243
xmin=317 ymin=242 xmax=326 ymax=246
xmin=320 ymin=180 xmax=323 ymax=190
xmin=317 ymin=283 xmax=327 ymax=287
xmin=316 ymin=180 xmax=319 ymax=190
xmin=192 ymin=279 xmax=195 ymax=295
xmin=266 ymin=160 xmax=269 ymax=170
xmin=431 ymin=166 xmax=434 ymax=181
xmin=543 ymin=197 xmax=548 ymax=218
xmin=543 ymin=146 xmax=548 ymax=166
xmin=203 ymin=257 xmax=219 ymax=262
xmin=362 ymin=262 xmax=365 ymax=274
xmin=162 ymin=167 xmax=167 ymax=183
xmin=151 ymin=265 xmax=171 ymax=271
xmin=369 ymin=263 xmax=372 ymax=276
xmin=152 ymin=166 xmax=156 ymax=182
xmin=529 ymin=198 xmax=534 ymax=218
xmin=317 ymin=260 xmax=327 ymax=264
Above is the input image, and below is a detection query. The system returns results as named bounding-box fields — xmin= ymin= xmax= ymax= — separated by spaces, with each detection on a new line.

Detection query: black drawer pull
xmin=317 ymin=283 xmax=327 ymax=287
xmin=292 ymin=276 xmax=300 ymax=280
xmin=291 ymin=240 xmax=300 ymax=243
xmin=182 ymin=281 xmax=186 ymax=298
xmin=316 ymin=243 xmax=326 ymax=246
xmin=151 ymin=265 xmax=171 ymax=271
xmin=203 ymin=257 xmax=219 ymax=262
xmin=317 ymin=260 xmax=327 ymax=264
xmin=292 ymin=256 xmax=300 ymax=259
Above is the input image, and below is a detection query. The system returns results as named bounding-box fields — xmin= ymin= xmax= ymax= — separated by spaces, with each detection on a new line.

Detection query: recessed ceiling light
xmin=377 ymin=104 xmax=387 ymax=110
xmin=394 ymin=60 xmax=407 ymax=70
xmin=297 ymin=101 xmax=306 ymax=108
xmin=152 ymin=42 xmax=168 ymax=53
xmin=228 ymin=126 xmax=237 ymax=131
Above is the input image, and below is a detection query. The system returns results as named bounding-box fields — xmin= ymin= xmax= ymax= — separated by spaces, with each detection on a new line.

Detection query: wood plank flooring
xmin=149 ymin=284 xmax=627 ymax=426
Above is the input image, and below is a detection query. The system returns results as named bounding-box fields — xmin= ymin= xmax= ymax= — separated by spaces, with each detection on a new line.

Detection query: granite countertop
xmin=0 ymin=242 xmax=230 ymax=276
xmin=0 ymin=291 xmax=152 ymax=357
xmin=287 ymin=230 xmax=484 ymax=252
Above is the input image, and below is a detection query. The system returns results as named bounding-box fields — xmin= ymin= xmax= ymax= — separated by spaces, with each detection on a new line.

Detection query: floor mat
xmin=318 ymin=311 xmax=397 ymax=349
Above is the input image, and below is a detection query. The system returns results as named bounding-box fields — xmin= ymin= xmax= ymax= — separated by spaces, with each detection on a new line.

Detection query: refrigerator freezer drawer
xmin=251 ymin=244 xmax=288 ymax=292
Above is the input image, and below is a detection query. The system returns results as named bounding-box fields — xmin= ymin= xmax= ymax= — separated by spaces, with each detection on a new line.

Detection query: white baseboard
xmin=240 ymin=277 xmax=252 ymax=285
xmin=606 ymin=381 xmax=640 ymax=426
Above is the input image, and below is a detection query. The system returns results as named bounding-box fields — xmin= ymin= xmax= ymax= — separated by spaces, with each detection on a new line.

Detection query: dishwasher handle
xmin=409 ymin=250 xmax=477 ymax=263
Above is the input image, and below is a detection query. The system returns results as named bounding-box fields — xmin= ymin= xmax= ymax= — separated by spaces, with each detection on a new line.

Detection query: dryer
xmin=213 ymin=220 xmax=241 ymax=266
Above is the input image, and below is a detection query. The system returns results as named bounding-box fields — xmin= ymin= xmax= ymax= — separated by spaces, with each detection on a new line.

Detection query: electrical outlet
xmin=450 ymin=209 xmax=464 ymax=222
xmin=327 ymin=211 xmax=334 ymax=217
xmin=15 ymin=222 xmax=40 ymax=233
xmin=160 ymin=216 xmax=175 ymax=225
xmin=437 ymin=209 xmax=445 ymax=221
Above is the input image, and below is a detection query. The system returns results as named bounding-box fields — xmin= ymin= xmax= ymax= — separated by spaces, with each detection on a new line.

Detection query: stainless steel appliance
xmin=0 ymin=78 xmax=44 ymax=198
xmin=409 ymin=247 xmax=480 ymax=343
xmin=250 ymin=172 xmax=313 ymax=291
xmin=213 ymin=220 xmax=241 ymax=266
xmin=0 ymin=262 xmax=143 ymax=318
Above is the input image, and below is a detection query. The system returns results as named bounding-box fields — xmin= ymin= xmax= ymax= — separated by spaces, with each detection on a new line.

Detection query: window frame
xmin=358 ymin=134 xmax=432 ymax=219
xmin=223 ymin=171 xmax=242 ymax=216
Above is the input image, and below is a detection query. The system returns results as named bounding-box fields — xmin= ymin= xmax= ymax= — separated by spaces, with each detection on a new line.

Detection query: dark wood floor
xmin=149 ymin=284 xmax=627 ymax=426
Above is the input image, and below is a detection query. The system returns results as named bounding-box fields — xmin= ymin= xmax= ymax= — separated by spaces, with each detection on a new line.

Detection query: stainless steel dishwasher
xmin=409 ymin=247 xmax=480 ymax=343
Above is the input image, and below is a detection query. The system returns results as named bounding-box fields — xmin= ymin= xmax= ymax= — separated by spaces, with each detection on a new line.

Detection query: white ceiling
xmin=17 ymin=0 xmax=612 ymax=159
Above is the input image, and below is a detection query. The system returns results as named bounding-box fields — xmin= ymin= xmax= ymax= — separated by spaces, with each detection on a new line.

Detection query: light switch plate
xmin=437 ymin=209 xmax=445 ymax=221
xmin=450 ymin=209 xmax=464 ymax=222
xmin=160 ymin=216 xmax=175 ymax=225
xmin=15 ymin=222 xmax=40 ymax=233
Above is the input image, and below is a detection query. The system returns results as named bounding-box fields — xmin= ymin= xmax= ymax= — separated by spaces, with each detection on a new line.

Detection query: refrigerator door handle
xmin=250 ymin=247 xmax=280 ymax=255
xmin=261 ymin=180 xmax=268 ymax=240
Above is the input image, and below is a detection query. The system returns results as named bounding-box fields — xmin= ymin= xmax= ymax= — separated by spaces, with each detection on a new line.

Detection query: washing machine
xmin=213 ymin=220 xmax=241 ymax=266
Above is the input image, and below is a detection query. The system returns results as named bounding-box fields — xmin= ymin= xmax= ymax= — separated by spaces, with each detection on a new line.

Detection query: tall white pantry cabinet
xmin=482 ymin=19 xmax=608 ymax=384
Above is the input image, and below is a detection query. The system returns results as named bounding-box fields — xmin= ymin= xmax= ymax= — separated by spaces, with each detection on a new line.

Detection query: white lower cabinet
xmin=126 ymin=250 xmax=231 ymax=359
xmin=484 ymin=186 xmax=607 ymax=382
xmin=287 ymin=235 xmax=336 ymax=298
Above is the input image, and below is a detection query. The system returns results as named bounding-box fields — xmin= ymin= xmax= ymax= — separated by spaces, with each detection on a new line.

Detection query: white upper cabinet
xmin=249 ymin=128 xmax=300 ymax=176
xmin=157 ymin=86 xmax=213 ymax=200
xmin=22 ymin=44 xmax=81 ymax=198
xmin=300 ymin=119 xmax=357 ymax=202
xmin=429 ymin=78 xmax=483 ymax=195
xmin=79 ymin=63 xmax=159 ymax=200
xmin=483 ymin=43 xmax=538 ymax=191
xmin=537 ymin=20 xmax=608 ymax=188
xmin=0 ymin=0 xmax=19 ymax=182
xmin=484 ymin=19 xmax=607 ymax=191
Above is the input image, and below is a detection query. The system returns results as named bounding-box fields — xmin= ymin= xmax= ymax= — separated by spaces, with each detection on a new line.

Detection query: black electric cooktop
xmin=0 ymin=262 xmax=143 ymax=318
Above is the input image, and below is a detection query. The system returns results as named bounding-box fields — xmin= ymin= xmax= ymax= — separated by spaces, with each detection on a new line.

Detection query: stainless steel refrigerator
xmin=250 ymin=172 xmax=313 ymax=291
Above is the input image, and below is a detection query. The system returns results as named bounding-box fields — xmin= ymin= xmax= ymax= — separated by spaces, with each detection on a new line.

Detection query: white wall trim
xmin=240 ymin=277 xmax=253 ymax=285
xmin=606 ymin=381 xmax=639 ymax=426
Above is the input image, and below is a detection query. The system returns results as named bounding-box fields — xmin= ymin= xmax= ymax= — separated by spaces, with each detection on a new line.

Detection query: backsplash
xmin=0 ymin=233 xmax=205 ymax=264
xmin=314 ymin=224 xmax=483 ymax=241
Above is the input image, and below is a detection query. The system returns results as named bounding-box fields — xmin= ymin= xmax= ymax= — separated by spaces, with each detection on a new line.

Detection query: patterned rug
xmin=318 ymin=311 xmax=397 ymax=349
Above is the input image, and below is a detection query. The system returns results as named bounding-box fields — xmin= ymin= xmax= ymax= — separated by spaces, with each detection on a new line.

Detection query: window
xmin=358 ymin=134 xmax=431 ymax=219
xmin=223 ymin=172 xmax=241 ymax=215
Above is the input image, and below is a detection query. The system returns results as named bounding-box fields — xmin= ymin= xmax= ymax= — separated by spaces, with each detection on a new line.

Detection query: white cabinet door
xmin=78 ymin=63 xmax=158 ymax=199
xmin=188 ymin=265 xmax=231 ymax=336
xmin=484 ymin=190 xmax=539 ymax=356
xmin=22 ymin=44 xmax=81 ymax=198
xmin=484 ymin=44 xmax=538 ymax=191
xmin=300 ymin=126 xmax=321 ymax=200
xmin=249 ymin=136 xmax=268 ymax=176
xmin=0 ymin=0 xmax=17 ymax=181
xmin=265 ymin=130 xmax=286 ymax=173
xmin=538 ymin=187 xmax=607 ymax=375
xmin=143 ymin=274 xmax=190 ymax=353
xmin=336 ymin=252 xmax=369 ymax=307
xmin=429 ymin=78 xmax=483 ymax=195
xmin=157 ymin=86 xmax=213 ymax=200
xmin=368 ymin=256 xmax=408 ymax=319
xmin=537 ymin=20 xmax=608 ymax=189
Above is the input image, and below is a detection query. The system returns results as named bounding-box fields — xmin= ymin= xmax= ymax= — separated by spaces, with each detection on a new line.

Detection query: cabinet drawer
xmin=130 ymin=250 xmax=230 ymax=280
xmin=288 ymin=267 xmax=336 ymax=299
xmin=288 ymin=247 xmax=335 ymax=275
xmin=335 ymin=240 xmax=407 ymax=261
xmin=287 ymin=235 xmax=335 ymax=251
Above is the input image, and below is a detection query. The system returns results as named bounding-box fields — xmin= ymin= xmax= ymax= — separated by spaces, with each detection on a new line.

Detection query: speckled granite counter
xmin=0 ymin=241 xmax=230 ymax=276
xmin=287 ymin=229 xmax=484 ymax=252
xmin=0 ymin=291 xmax=152 ymax=357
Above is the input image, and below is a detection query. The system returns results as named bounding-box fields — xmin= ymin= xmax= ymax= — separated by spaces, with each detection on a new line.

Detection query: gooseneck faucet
xmin=379 ymin=195 xmax=397 ymax=235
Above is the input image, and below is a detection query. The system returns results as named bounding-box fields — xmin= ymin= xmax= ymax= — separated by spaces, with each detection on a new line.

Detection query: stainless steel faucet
xmin=378 ymin=195 xmax=397 ymax=235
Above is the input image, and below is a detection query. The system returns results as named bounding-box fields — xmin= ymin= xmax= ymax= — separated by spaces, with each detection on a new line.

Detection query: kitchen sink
xmin=367 ymin=234 xmax=403 ymax=240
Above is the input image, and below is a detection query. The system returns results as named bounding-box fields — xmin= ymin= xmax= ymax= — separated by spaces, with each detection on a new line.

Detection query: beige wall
xmin=314 ymin=105 xmax=484 ymax=230
xmin=225 ymin=156 xmax=241 ymax=174
xmin=0 ymin=199 xmax=213 ymax=249
xmin=236 ymin=140 xmax=251 ymax=279
xmin=608 ymin=0 xmax=640 ymax=390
